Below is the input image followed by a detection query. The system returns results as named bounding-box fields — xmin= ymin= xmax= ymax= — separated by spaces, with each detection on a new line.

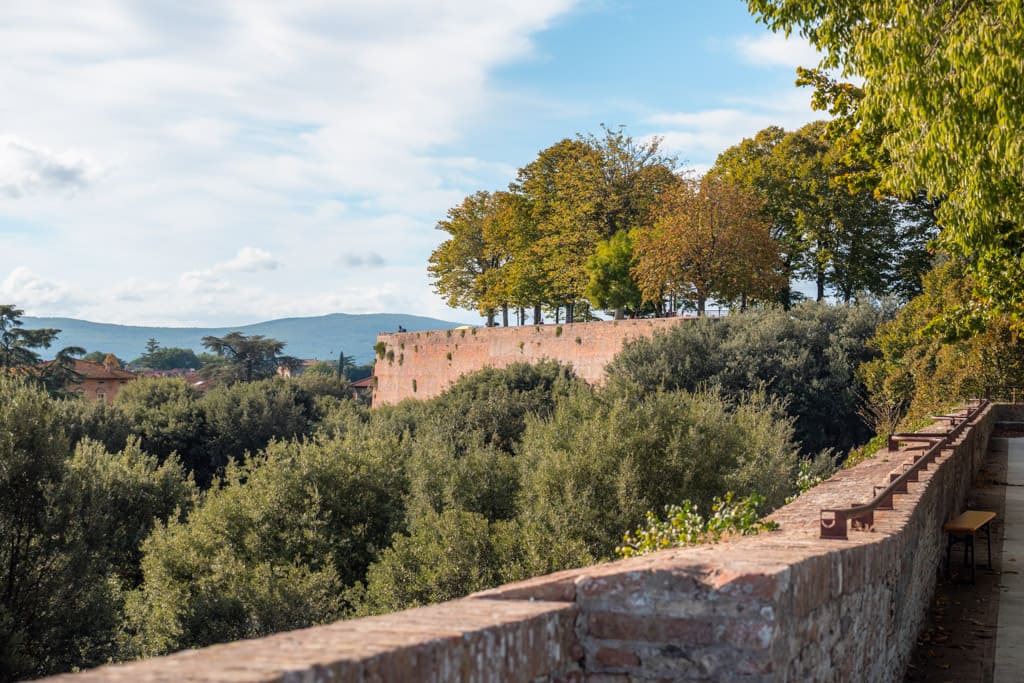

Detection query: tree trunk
xmin=566 ymin=302 xmax=575 ymax=323
xmin=740 ymin=293 xmax=748 ymax=312
xmin=816 ymin=270 xmax=826 ymax=302
xmin=502 ymin=304 xmax=509 ymax=327
xmin=614 ymin=307 xmax=624 ymax=320
xmin=486 ymin=309 xmax=495 ymax=327
xmin=697 ymin=298 xmax=706 ymax=316
xmin=533 ymin=304 xmax=543 ymax=324
xmin=518 ymin=307 xmax=525 ymax=326
xmin=555 ymin=307 xmax=560 ymax=324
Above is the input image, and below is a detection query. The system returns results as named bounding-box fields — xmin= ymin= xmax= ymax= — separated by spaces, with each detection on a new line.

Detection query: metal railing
xmin=981 ymin=386 xmax=1024 ymax=403
xmin=820 ymin=399 xmax=990 ymax=540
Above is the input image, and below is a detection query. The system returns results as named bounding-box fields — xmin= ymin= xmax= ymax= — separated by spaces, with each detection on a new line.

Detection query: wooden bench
xmin=943 ymin=510 xmax=996 ymax=583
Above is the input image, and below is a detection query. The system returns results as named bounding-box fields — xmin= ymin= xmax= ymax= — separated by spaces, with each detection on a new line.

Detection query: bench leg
xmin=987 ymin=523 xmax=993 ymax=569
xmin=970 ymin=534 xmax=976 ymax=584
xmin=946 ymin=532 xmax=953 ymax=580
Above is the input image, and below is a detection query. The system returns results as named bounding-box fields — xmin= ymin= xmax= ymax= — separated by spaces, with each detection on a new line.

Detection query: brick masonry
xmin=370 ymin=318 xmax=689 ymax=407
xmin=41 ymin=404 xmax=1000 ymax=682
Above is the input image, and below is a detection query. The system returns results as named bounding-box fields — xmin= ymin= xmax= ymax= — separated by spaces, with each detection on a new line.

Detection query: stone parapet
xmin=40 ymin=599 xmax=581 ymax=683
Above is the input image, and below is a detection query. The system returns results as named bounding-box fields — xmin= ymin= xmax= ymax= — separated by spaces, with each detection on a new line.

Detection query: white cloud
xmin=216 ymin=247 xmax=280 ymax=273
xmin=647 ymin=90 xmax=822 ymax=168
xmin=0 ymin=1 xmax=577 ymax=324
xmin=0 ymin=267 xmax=79 ymax=309
xmin=0 ymin=135 xmax=98 ymax=198
xmin=735 ymin=32 xmax=821 ymax=69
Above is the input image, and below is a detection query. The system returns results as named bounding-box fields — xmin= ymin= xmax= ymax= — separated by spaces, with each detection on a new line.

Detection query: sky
xmin=0 ymin=1 xmax=825 ymax=327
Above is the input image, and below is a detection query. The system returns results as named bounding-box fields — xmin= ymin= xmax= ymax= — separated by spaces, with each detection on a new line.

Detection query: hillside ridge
xmin=24 ymin=312 xmax=464 ymax=364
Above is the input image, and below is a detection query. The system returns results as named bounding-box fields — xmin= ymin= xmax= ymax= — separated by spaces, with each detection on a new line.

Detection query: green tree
xmin=352 ymin=510 xmax=528 ymax=616
xmin=512 ymin=130 xmax=676 ymax=322
xmin=403 ymin=427 xmax=520 ymax=525
xmin=708 ymin=126 xmax=800 ymax=305
xmin=302 ymin=360 xmax=337 ymax=377
xmin=710 ymin=122 xmax=936 ymax=304
xmin=0 ymin=377 xmax=194 ymax=679
xmin=420 ymin=360 xmax=583 ymax=453
xmin=514 ymin=138 xmax=607 ymax=322
xmin=0 ymin=305 xmax=60 ymax=370
xmin=115 ymin=378 xmax=211 ymax=482
xmin=200 ymin=332 xmax=297 ymax=384
xmin=585 ymin=229 xmax=645 ymax=319
xmin=514 ymin=389 xmax=800 ymax=562
xmin=428 ymin=191 xmax=514 ymax=326
xmin=605 ymin=302 xmax=883 ymax=456
xmin=632 ymin=176 xmax=782 ymax=315
xmin=746 ymin=0 xmax=1024 ymax=322
xmin=36 ymin=345 xmax=87 ymax=397
xmin=54 ymin=395 xmax=132 ymax=453
xmin=336 ymin=351 xmax=356 ymax=379
xmin=131 ymin=347 xmax=202 ymax=371
xmin=585 ymin=125 xmax=679 ymax=238
xmin=123 ymin=434 xmax=406 ymax=657
xmin=861 ymin=258 xmax=1024 ymax=423
xmin=200 ymin=378 xmax=316 ymax=471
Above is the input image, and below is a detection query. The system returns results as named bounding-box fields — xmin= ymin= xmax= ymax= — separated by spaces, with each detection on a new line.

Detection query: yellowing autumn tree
xmin=633 ymin=177 xmax=781 ymax=315
xmin=427 ymin=191 xmax=516 ymax=326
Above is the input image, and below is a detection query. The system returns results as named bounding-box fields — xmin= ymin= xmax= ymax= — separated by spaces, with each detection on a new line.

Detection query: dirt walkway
xmin=904 ymin=434 xmax=1010 ymax=682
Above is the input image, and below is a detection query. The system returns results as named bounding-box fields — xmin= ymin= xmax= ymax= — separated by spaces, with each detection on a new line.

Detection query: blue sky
xmin=0 ymin=1 xmax=823 ymax=326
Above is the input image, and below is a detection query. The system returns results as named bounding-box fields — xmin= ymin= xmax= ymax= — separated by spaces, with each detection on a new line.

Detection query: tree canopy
xmin=200 ymin=332 xmax=298 ymax=384
xmin=747 ymin=0 xmax=1024 ymax=324
xmin=0 ymin=305 xmax=60 ymax=370
xmin=709 ymin=121 xmax=937 ymax=304
xmin=428 ymin=127 xmax=677 ymax=323
xmin=632 ymin=176 xmax=782 ymax=314
xmin=130 ymin=346 xmax=202 ymax=371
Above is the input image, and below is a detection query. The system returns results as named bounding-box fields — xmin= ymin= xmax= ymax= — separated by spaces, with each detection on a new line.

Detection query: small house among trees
xmin=41 ymin=355 xmax=138 ymax=403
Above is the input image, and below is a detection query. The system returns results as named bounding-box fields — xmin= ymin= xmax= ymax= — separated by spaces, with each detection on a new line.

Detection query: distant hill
xmin=23 ymin=313 xmax=465 ymax=364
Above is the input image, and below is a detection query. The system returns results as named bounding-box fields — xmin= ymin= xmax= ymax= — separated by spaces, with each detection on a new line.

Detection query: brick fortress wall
xmin=371 ymin=317 xmax=687 ymax=407
xmin=44 ymin=404 xmax=1000 ymax=682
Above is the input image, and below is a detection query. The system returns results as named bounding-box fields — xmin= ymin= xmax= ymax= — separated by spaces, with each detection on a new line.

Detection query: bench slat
xmin=943 ymin=510 xmax=996 ymax=533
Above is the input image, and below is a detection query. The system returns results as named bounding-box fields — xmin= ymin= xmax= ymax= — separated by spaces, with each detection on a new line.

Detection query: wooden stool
xmin=943 ymin=510 xmax=996 ymax=583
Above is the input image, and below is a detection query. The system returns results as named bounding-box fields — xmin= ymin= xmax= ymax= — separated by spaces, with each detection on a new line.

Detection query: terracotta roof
xmin=40 ymin=359 xmax=139 ymax=380
xmin=351 ymin=376 xmax=375 ymax=388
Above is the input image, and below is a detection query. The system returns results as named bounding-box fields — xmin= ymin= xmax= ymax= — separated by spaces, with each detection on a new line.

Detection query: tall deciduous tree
xmin=428 ymin=191 xmax=512 ymax=326
xmin=861 ymin=258 xmax=1024 ymax=423
xmin=584 ymin=230 xmax=644 ymax=319
xmin=632 ymin=177 xmax=781 ymax=315
xmin=429 ymin=127 xmax=676 ymax=324
xmin=710 ymin=122 xmax=935 ymax=303
xmin=513 ymin=138 xmax=605 ymax=322
xmin=747 ymin=0 xmax=1024 ymax=323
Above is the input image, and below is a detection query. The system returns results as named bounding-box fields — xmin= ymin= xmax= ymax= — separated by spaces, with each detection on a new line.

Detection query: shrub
xmin=616 ymin=493 xmax=779 ymax=558
xmin=605 ymin=302 xmax=884 ymax=455
xmin=123 ymin=433 xmax=406 ymax=656
xmin=515 ymin=389 xmax=799 ymax=562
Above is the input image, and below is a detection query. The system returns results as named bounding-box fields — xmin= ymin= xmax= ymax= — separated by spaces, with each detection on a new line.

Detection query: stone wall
xmin=370 ymin=317 xmax=688 ymax=406
xmin=42 ymin=405 xmax=998 ymax=682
